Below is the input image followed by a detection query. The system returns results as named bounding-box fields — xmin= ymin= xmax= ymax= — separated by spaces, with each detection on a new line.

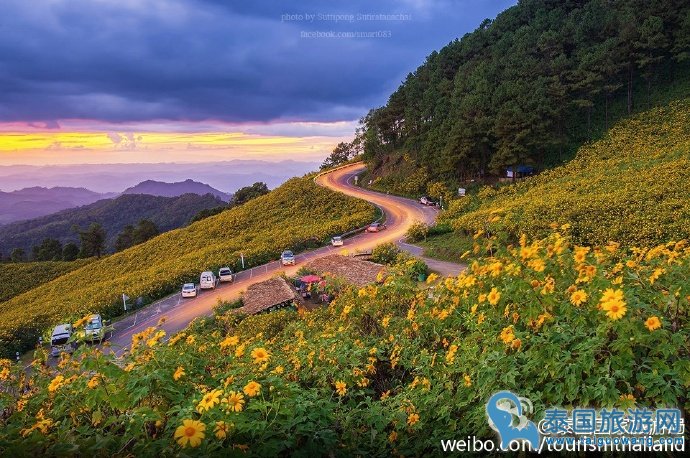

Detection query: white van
xmin=50 ymin=323 xmax=75 ymax=357
xmin=199 ymin=271 xmax=217 ymax=289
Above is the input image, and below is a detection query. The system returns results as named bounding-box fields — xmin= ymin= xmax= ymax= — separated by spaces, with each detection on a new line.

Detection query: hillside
xmin=358 ymin=0 xmax=690 ymax=192
xmin=0 ymin=186 xmax=111 ymax=225
xmin=0 ymin=176 xmax=376 ymax=356
xmin=0 ymin=193 xmax=226 ymax=255
xmin=0 ymin=259 xmax=93 ymax=303
xmin=123 ymin=179 xmax=231 ymax=201
xmin=441 ymin=98 xmax=690 ymax=247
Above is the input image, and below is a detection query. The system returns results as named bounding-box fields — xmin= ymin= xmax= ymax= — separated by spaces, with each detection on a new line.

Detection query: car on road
xmin=281 ymin=250 xmax=296 ymax=266
xmin=218 ymin=267 xmax=234 ymax=283
xmin=181 ymin=282 xmax=199 ymax=298
xmin=50 ymin=323 xmax=75 ymax=357
xmin=419 ymin=196 xmax=437 ymax=206
xmin=199 ymin=271 xmax=217 ymax=289
xmin=79 ymin=314 xmax=112 ymax=343
xmin=331 ymin=236 xmax=344 ymax=247
xmin=366 ymin=222 xmax=387 ymax=233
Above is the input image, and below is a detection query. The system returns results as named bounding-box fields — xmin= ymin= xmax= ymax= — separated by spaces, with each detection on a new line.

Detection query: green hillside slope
xmin=0 ymin=259 xmax=93 ymax=303
xmin=0 ymin=176 xmax=376 ymax=356
xmin=442 ymin=99 xmax=690 ymax=247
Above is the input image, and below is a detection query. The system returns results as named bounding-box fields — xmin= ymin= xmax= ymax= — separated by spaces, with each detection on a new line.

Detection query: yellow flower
xmin=250 ymin=347 xmax=270 ymax=364
xmin=48 ymin=375 xmax=65 ymax=393
xmin=87 ymin=375 xmax=100 ymax=389
xmin=243 ymin=381 xmax=261 ymax=397
xmin=220 ymin=335 xmax=239 ymax=349
xmin=223 ymin=391 xmax=245 ymax=412
xmin=477 ymin=313 xmax=485 ymax=325
xmin=407 ymin=412 xmax=420 ymax=426
xmin=644 ymin=316 xmax=662 ymax=331
xmin=499 ymin=326 xmax=515 ymax=345
xmin=599 ymin=288 xmax=627 ymax=320
xmin=389 ymin=430 xmax=398 ymax=442
xmin=487 ymin=287 xmax=501 ymax=305
xmin=173 ymin=366 xmax=185 ymax=381
xmin=649 ymin=268 xmax=664 ymax=285
xmin=570 ymin=289 xmax=588 ymax=306
xmin=335 ymin=380 xmax=347 ymax=397
xmin=426 ymin=273 xmax=439 ymax=284
xmin=197 ymin=389 xmax=222 ymax=413
xmin=214 ymin=421 xmax=229 ymax=440
xmin=174 ymin=419 xmax=206 ymax=448
xmin=604 ymin=301 xmax=627 ymax=320
xmin=272 ymin=365 xmax=284 ymax=374
xmin=463 ymin=374 xmax=472 ymax=387
xmin=445 ymin=344 xmax=458 ymax=364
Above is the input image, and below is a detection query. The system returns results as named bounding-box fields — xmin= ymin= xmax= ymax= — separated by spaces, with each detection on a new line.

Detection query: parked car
xmin=218 ymin=267 xmax=234 ymax=283
xmin=181 ymin=282 xmax=199 ymax=298
xmin=366 ymin=222 xmax=387 ymax=233
xmin=419 ymin=196 xmax=437 ymax=206
xmin=199 ymin=271 xmax=217 ymax=289
xmin=79 ymin=314 xmax=112 ymax=343
xmin=331 ymin=236 xmax=344 ymax=247
xmin=50 ymin=324 xmax=75 ymax=357
xmin=281 ymin=250 xmax=296 ymax=266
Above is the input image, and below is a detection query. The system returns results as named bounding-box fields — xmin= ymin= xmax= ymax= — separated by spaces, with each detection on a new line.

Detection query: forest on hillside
xmin=357 ymin=0 xmax=690 ymax=187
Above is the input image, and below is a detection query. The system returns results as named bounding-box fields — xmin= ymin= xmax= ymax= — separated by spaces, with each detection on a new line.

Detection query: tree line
xmin=353 ymin=0 xmax=690 ymax=185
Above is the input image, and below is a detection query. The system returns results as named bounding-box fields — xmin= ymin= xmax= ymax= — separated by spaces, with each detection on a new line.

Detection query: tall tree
xmin=233 ymin=182 xmax=269 ymax=206
xmin=78 ymin=223 xmax=107 ymax=258
xmin=10 ymin=248 xmax=26 ymax=263
xmin=62 ymin=243 xmax=80 ymax=261
xmin=32 ymin=238 xmax=63 ymax=261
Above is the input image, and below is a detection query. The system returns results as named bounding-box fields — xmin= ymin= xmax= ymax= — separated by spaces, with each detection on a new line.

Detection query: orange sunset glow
xmin=0 ymin=129 xmax=348 ymax=165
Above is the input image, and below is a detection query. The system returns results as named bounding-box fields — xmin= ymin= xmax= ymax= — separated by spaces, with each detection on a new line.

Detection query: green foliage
xmin=2 ymin=231 xmax=688 ymax=455
xmin=370 ymin=242 xmax=401 ymax=265
xmin=232 ymin=182 xmax=269 ymax=206
xmin=78 ymin=223 xmax=106 ymax=258
xmin=115 ymin=220 xmax=160 ymax=252
xmin=0 ymin=259 xmax=92 ymax=302
xmin=61 ymin=243 xmax=80 ymax=262
xmin=0 ymin=176 xmax=376 ymax=357
xmin=189 ymin=206 xmax=227 ymax=224
xmin=360 ymin=0 xmax=690 ymax=187
xmin=9 ymin=248 xmax=26 ymax=263
xmin=0 ymin=193 xmax=226 ymax=254
xmin=448 ymin=99 xmax=690 ymax=247
xmin=31 ymin=238 xmax=63 ymax=261
xmin=405 ymin=221 xmax=429 ymax=243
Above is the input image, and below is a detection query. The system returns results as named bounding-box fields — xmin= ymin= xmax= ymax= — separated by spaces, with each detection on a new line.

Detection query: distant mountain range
xmin=0 ymin=193 xmax=227 ymax=255
xmin=0 ymin=187 xmax=116 ymax=225
xmin=123 ymin=179 xmax=231 ymax=201
xmin=0 ymin=179 xmax=231 ymax=225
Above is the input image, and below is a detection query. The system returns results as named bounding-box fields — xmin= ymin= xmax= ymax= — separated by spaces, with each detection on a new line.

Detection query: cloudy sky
xmin=0 ymin=0 xmax=515 ymax=165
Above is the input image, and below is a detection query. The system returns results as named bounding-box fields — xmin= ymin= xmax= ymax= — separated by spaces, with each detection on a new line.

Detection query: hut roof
xmin=306 ymin=254 xmax=385 ymax=287
xmin=237 ymin=276 xmax=299 ymax=315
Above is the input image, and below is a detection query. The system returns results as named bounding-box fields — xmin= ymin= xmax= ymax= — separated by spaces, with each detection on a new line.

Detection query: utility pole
xmin=240 ymin=253 xmax=245 ymax=269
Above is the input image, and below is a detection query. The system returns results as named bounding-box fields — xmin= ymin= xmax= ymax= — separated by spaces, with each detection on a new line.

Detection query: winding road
xmin=107 ymin=163 xmax=464 ymax=355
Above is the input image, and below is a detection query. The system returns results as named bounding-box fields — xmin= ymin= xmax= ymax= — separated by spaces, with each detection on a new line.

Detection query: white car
xmin=199 ymin=271 xmax=217 ymax=289
xmin=331 ymin=236 xmax=344 ymax=247
xmin=50 ymin=324 xmax=75 ymax=357
xmin=281 ymin=250 xmax=296 ymax=266
xmin=218 ymin=267 xmax=234 ymax=283
xmin=181 ymin=283 xmax=198 ymax=298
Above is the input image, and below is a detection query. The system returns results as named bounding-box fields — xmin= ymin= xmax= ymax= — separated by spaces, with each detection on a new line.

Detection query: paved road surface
xmin=106 ymin=163 xmax=464 ymax=356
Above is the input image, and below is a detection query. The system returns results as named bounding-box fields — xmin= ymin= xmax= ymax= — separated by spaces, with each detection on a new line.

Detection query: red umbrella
xmin=300 ymin=275 xmax=322 ymax=283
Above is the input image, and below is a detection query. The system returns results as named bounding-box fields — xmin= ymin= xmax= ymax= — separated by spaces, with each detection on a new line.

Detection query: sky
xmin=0 ymin=0 xmax=516 ymax=166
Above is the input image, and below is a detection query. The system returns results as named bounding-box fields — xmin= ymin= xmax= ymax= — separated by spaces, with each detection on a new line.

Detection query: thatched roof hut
xmin=236 ymin=276 xmax=300 ymax=315
xmin=306 ymin=254 xmax=386 ymax=287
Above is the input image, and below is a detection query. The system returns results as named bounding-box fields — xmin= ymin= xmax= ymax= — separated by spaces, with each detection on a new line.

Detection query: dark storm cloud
xmin=0 ymin=0 xmax=515 ymax=123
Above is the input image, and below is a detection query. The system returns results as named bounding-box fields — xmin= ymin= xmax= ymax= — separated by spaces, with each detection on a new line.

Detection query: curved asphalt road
xmin=106 ymin=163 xmax=463 ymax=356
